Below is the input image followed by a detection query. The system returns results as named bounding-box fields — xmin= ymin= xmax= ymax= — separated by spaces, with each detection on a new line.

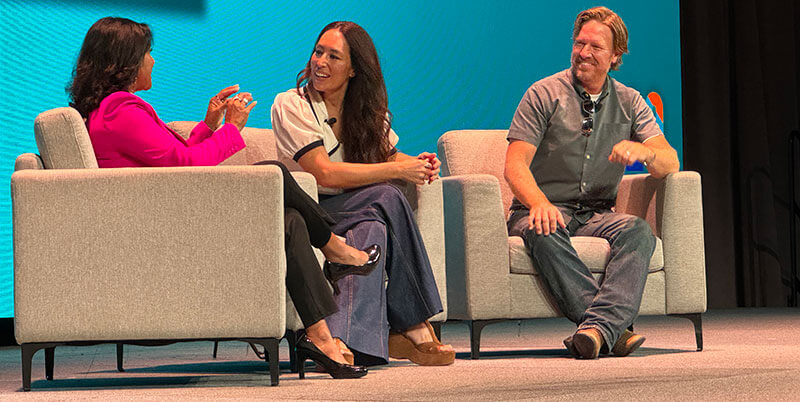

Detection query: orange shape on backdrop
xmin=647 ymin=91 xmax=664 ymax=121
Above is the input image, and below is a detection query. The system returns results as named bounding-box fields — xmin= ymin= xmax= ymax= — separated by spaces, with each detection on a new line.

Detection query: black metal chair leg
xmin=212 ymin=341 xmax=219 ymax=359
xmin=21 ymin=344 xmax=35 ymax=391
xmin=266 ymin=339 xmax=280 ymax=386
xmin=44 ymin=347 xmax=55 ymax=380
xmin=431 ymin=321 xmax=443 ymax=341
xmin=116 ymin=343 xmax=124 ymax=372
xmin=284 ymin=331 xmax=298 ymax=373
xmin=468 ymin=319 xmax=504 ymax=359
xmin=21 ymin=342 xmax=60 ymax=391
xmin=671 ymin=313 xmax=703 ymax=351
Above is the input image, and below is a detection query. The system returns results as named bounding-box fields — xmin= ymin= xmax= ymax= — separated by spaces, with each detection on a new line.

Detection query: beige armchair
xmin=13 ymin=107 xmax=290 ymax=390
xmin=437 ymin=130 xmax=707 ymax=358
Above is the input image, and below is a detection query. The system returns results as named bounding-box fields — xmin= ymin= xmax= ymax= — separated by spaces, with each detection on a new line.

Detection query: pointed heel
xmin=323 ymin=244 xmax=381 ymax=295
xmin=295 ymin=335 xmax=367 ymax=379
xmin=297 ymin=350 xmax=307 ymax=379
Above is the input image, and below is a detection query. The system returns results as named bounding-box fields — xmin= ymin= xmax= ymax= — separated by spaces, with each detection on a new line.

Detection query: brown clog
xmin=388 ymin=321 xmax=454 ymax=366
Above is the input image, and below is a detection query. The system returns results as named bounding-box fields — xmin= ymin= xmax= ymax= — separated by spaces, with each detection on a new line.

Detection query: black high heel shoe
xmin=296 ymin=334 xmax=368 ymax=379
xmin=323 ymin=244 xmax=381 ymax=295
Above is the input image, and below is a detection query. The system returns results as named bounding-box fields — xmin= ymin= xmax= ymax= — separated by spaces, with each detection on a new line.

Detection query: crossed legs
xmin=509 ymin=209 xmax=656 ymax=357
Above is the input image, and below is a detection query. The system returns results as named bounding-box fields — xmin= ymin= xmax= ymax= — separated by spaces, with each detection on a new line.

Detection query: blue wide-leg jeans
xmin=320 ymin=183 xmax=443 ymax=365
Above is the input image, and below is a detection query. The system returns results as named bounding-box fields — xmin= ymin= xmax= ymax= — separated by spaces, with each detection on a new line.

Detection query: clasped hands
xmin=399 ymin=152 xmax=440 ymax=185
xmin=204 ymin=84 xmax=258 ymax=132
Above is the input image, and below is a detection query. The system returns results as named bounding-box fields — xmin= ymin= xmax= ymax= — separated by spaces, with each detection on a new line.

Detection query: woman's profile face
xmin=131 ymin=51 xmax=154 ymax=92
xmin=310 ymin=29 xmax=354 ymax=97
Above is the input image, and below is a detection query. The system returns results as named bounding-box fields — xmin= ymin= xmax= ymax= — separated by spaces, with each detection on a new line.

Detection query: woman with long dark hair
xmin=69 ymin=17 xmax=377 ymax=379
xmin=271 ymin=21 xmax=454 ymax=367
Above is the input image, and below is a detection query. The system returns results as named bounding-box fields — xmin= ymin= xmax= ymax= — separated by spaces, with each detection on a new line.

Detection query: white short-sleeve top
xmin=271 ymin=86 xmax=399 ymax=194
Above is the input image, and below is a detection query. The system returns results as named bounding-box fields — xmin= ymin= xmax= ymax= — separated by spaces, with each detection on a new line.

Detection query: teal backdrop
xmin=0 ymin=0 xmax=681 ymax=318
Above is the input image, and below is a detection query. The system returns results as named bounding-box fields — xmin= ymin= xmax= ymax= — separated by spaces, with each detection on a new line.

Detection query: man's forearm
xmin=505 ymin=162 xmax=549 ymax=209
xmin=645 ymin=146 xmax=680 ymax=179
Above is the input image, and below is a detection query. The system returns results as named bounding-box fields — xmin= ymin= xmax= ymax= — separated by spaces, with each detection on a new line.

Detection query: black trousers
xmin=254 ymin=161 xmax=339 ymax=327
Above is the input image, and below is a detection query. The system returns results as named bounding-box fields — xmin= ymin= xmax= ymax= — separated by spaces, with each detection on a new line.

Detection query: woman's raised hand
xmin=225 ymin=92 xmax=258 ymax=132
xmin=417 ymin=152 xmax=440 ymax=183
xmin=204 ymin=84 xmax=240 ymax=131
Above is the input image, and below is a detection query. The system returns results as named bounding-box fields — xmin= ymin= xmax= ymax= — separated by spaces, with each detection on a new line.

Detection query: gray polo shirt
xmin=507 ymin=69 xmax=662 ymax=211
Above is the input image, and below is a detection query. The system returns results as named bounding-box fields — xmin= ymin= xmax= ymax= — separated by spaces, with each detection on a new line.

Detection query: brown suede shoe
xmin=611 ymin=330 xmax=646 ymax=357
xmin=563 ymin=336 xmax=579 ymax=358
xmin=572 ymin=328 xmax=604 ymax=359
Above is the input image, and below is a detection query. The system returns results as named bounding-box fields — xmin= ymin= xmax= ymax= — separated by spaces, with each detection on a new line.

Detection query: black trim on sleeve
xmin=328 ymin=143 xmax=340 ymax=156
xmin=293 ymin=140 xmax=324 ymax=162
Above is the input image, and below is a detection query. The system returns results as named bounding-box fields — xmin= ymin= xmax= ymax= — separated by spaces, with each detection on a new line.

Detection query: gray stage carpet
xmin=0 ymin=308 xmax=798 ymax=400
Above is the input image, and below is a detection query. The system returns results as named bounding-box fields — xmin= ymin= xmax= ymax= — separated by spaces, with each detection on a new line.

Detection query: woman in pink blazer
xmin=67 ymin=17 xmax=377 ymax=379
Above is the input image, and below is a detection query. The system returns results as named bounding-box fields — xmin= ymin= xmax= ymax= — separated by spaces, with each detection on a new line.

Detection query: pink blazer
xmin=87 ymin=91 xmax=245 ymax=167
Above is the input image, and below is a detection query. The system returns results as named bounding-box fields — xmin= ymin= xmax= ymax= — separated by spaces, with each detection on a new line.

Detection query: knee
xmin=618 ymin=217 xmax=656 ymax=248
xmin=284 ymin=208 xmax=306 ymax=233
xmin=526 ymin=227 xmax=570 ymax=254
xmin=254 ymin=160 xmax=289 ymax=173
xmin=374 ymin=183 xmax=406 ymax=203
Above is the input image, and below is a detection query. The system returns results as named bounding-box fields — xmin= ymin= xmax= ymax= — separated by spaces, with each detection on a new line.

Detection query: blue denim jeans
xmin=320 ymin=183 xmax=443 ymax=365
xmin=508 ymin=207 xmax=656 ymax=349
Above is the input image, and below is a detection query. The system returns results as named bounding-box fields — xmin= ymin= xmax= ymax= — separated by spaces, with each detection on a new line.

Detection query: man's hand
xmin=528 ymin=199 xmax=566 ymax=236
xmin=609 ymin=140 xmax=655 ymax=166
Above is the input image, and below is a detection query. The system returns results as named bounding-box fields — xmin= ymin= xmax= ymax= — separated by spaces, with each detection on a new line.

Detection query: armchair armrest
xmin=12 ymin=165 xmax=287 ymax=343
xmin=14 ymin=153 xmax=44 ymax=171
xmin=291 ymin=171 xmax=319 ymax=201
xmin=441 ymin=174 xmax=511 ymax=320
xmin=394 ymin=180 xmax=447 ymax=321
xmin=617 ymin=171 xmax=707 ymax=314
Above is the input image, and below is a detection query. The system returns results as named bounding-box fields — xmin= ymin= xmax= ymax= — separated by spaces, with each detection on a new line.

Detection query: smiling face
xmin=310 ymin=29 xmax=354 ymax=100
xmin=571 ymin=20 xmax=619 ymax=93
xmin=131 ymin=50 xmax=154 ymax=92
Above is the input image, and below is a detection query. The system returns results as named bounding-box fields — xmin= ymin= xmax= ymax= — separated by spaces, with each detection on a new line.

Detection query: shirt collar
xmin=568 ymin=68 xmax=611 ymax=103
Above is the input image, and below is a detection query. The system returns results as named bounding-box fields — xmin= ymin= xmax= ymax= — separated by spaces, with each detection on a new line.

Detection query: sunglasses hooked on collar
xmin=580 ymin=92 xmax=600 ymax=137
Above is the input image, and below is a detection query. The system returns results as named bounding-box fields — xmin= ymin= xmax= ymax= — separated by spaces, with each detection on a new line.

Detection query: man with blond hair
xmin=504 ymin=6 xmax=680 ymax=359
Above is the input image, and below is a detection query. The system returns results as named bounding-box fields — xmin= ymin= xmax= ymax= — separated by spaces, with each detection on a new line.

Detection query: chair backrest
xmin=33 ymin=107 xmax=98 ymax=169
xmin=167 ymin=122 xmax=279 ymax=166
xmin=438 ymin=130 xmax=514 ymax=211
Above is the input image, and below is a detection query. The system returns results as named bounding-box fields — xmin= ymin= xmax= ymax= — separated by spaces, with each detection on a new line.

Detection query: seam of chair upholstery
xmin=34 ymin=116 xmax=53 ymax=169
xmin=442 ymin=135 xmax=454 ymax=176
xmin=67 ymin=110 xmax=94 ymax=168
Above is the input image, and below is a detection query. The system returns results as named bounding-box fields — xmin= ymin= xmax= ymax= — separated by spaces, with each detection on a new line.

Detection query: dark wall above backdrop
xmin=681 ymin=0 xmax=800 ymax=308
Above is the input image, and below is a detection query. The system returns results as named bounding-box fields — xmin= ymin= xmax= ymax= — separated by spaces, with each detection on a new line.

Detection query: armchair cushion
xmin=508 ymin=236 xmax=664 ymax=275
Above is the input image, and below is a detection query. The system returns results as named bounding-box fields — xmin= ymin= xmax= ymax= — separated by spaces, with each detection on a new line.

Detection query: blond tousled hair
xmin=573 ymin=6 xmax=629 ymax=70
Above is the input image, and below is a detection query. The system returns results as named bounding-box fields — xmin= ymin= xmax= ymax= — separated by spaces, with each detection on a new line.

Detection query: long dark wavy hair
xmin=296 ymin=21 xmax=393 ymax=164
xmin=67 ymin=17 xmax=152 ymax=118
